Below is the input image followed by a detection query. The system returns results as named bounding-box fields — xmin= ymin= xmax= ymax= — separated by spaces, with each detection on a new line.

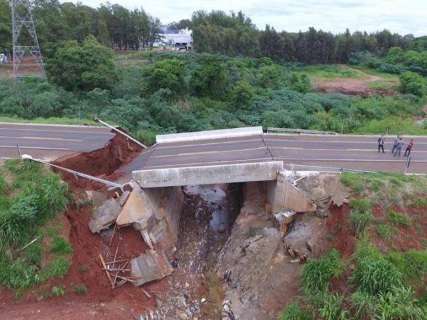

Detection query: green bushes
xmin=47 ymin=36 xmax=117 ymax=91
xmin=352 ymin=243 xmax=403 ymax=296
xmin=0 ymin=51 xmax=425 ymax=139
xmin=280 ymin=303 xmax=312 ymax=320
xmin=302 ymin=249 xmax=343 ymax=295
xmin=399 ymin=71 xmax=427 ymax=97
xmin=388 ymin=210 xmax=411 ymax=227
xmin=0 ymin=160 xmax=70 ymax=289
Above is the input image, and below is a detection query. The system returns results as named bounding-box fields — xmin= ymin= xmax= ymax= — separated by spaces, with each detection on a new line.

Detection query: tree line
xmin=0 ymin=2 xmax=422 ymax=64
xmin=189 ymin=11 xmax=416 ymax=64
xmin=0 ymin=0 xmax=161 ymax=55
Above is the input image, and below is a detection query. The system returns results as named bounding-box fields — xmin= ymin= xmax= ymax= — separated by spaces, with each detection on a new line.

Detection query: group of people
xmin=377 ymin=135 xmax=414 ymax=157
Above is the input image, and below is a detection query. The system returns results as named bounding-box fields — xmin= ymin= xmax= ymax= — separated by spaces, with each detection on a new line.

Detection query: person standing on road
xmin=391 ymin=135 xmax=399 ymax=155
xmin=394 ymin=137 xmax=404 ymax=157
xmin=377 ymin=135 xmax=385 ymax=153
xmin=404 ymin=139 xmax=414 ymax=157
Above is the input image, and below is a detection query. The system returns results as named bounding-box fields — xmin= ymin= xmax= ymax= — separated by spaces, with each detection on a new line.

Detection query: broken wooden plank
xmin=99 ymin=254 xmax=115 ymax=288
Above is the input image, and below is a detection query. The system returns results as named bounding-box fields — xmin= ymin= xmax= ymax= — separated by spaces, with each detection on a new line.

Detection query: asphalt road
xmin=0 ymin=122 xmax=114 ymax=161
xmin=1 ymin=123 xmax=426 ymax=174
xmin=139 ymin=134 xmax=427 ymax=174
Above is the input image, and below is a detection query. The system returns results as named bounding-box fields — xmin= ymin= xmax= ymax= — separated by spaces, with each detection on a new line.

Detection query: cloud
xmin=73 ymin=0 xmax=427 ymax=36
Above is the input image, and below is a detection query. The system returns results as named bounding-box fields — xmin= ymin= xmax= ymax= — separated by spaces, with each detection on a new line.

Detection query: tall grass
xmin=302 ymin=249 xmax=343 ymax=295
xmin=0 ymin=160 xmax=70 ymax=289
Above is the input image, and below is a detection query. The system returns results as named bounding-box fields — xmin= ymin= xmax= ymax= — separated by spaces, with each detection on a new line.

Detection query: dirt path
xmin=314 ymin=75 xmax=395 ymax=96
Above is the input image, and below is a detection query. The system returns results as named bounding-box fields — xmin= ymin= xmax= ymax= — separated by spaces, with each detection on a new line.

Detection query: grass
xmin=388 ymin=210 xmax=411 ymax=227
xmin=51 ymin=285 xmax=65 ymax=297
xmin=0 ymin=160 xmax=71 ymax=290
xmin=376 ymin=224 xmax=394 ymax=240
xmin=298 ymin=65 xmax=367 ymax=80
xmin=302 ymin=249 xmax=343 ymax=295
xmin=0 ymin=116 xmax=98 ymax=126
xmin=280 ymin=303 xmax=312 ymax=320
xmin=73 ymin=283 xmax=88 ymax=295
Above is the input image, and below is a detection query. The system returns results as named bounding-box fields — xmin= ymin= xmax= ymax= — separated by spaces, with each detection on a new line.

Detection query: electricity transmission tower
xmin=10 ymin=0 xmax=45 ymax=79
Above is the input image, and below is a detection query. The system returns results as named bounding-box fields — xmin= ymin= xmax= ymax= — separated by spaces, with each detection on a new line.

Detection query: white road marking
xmin=0 ymin=127 xmax=113 ymax=136
xmin=0 ymin=135 xmax=82 ymax=142
xmin=265 ymin=138 xmax=427 ymax=146
xmin=0 ymin=145 xmax=71 ymax=151
xmin=274 ymin=157 xmax=427 ymax=163
xmin=270 ymin=146 xmax=427 ymax=153
xmin=151 ymin=146 xmax=267 ymax=158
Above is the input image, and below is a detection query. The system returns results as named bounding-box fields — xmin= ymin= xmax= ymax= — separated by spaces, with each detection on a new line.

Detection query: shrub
xmin=388 ymin=210 xmax=411 ymax=227
xmin=352 ymin=290 xmax=377 ymax=320
xmin=350 ymin=199 xmax=371 ymax=212
xmin=50 ymin=236 xmax=73 ymax=255
xmin=399 ymin=71 xmax=427 ymax=97
xmin=351 ymin=210 xmax=372 ymax=235
xmin=340 ymin=173 xmax=365 ymax=194
xmin=376 ymin=224 xmax=394 ymax=240
xmin=51 ymin=285 xmax=65 ymax=297
xmin=318 ymin=292 xmax=349 ymax=320
xmin=376 ymin=286 xmax=426 ymax=320
xmin=280 ymin=303 xmax=312 ymax=320
xmin=352 ymin=243 xmax=403 ymax=296
xmin=41 ymin=257 xmax=70 ymax=280
xmin=73 ymin=283 xmax=88 ymax=295
xmin=302 ymin=249 xmax=343 ymax=295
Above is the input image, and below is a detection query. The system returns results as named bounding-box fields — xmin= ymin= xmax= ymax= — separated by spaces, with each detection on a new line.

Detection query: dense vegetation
xmin=0 ymin=45 xmax=425 ymax=142
xmin=281 ymin=173 xmax=427 ymax=320
xmin=0 ymin=2 xmax=417 ymax=64
xmin=0 ymin=5 xmax=425 ymax=140
xmin=0 ymin=160 xmax=71 ymax=291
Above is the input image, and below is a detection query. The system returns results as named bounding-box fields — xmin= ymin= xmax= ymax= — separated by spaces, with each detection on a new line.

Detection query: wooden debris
xmin=99 ymin=254 xmax=115 ymax=288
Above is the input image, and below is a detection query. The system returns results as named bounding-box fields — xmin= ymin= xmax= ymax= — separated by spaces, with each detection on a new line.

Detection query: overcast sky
xmin=77 ymin=0 xmax=427 ymax=36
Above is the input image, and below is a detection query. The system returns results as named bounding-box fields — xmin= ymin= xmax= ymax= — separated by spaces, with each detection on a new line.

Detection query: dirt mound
xmin=52 ymin=132 xmax=142 ymax=189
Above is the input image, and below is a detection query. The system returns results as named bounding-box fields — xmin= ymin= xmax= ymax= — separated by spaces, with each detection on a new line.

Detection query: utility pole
xmin=10 ymin=0 xmax=45 ymax=79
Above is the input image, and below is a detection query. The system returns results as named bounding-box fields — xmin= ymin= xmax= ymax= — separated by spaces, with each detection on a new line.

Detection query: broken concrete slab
xmin=89 ymin=198 xmax=122 ymax=233
xmin=267 ymin=172 xmax=317 ymax=213
xmin=116 ymin=183 xmax=184 ymax=254
xmin=130 ymin=250 xmax=174 ymax=286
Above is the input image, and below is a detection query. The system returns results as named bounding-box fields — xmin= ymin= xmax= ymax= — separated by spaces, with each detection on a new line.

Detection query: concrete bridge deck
xmin=133 ymin=127 xmax=427 ymax=187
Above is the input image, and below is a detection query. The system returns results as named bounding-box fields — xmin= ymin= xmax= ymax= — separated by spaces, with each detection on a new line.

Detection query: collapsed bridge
xmin=133 ymin=126 xmax=427 ymax=188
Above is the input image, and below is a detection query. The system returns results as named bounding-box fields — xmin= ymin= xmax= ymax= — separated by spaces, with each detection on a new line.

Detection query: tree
xmin=47 ymin=36 xmax=117 ymax=91
xmin=142 ymin=58 xmax=186 ymax=96
xmin=399 ymin=71 xmax=427 ymax=97
xmin=189 ymin=55 xmax=229 ymax=97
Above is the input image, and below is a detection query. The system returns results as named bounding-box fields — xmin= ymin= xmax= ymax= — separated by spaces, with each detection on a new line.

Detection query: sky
xmin=77 ymin=0 xmax=427 ymax=36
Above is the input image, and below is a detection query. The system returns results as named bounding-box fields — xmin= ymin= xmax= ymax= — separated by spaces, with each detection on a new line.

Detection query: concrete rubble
xmin=130 ymin=249 xmax=174 ymax=286
xmin=296 ymin=173 xmax=349 ymax=217
xmin=88 ymin=197 xmax=122 ymax=233
xmin=116 ymin=182 xmax=184 ymax=253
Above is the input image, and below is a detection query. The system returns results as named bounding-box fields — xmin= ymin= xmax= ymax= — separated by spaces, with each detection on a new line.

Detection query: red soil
xmin=371 ymin=205 xmax=427 ymax=252
xmin=52 ymin=132 xmax=142 ymax=190
xmin=0 ymin=133 xmax=168 ymax=319
xmin=326 ymin=204 xmax=356 ymax=257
